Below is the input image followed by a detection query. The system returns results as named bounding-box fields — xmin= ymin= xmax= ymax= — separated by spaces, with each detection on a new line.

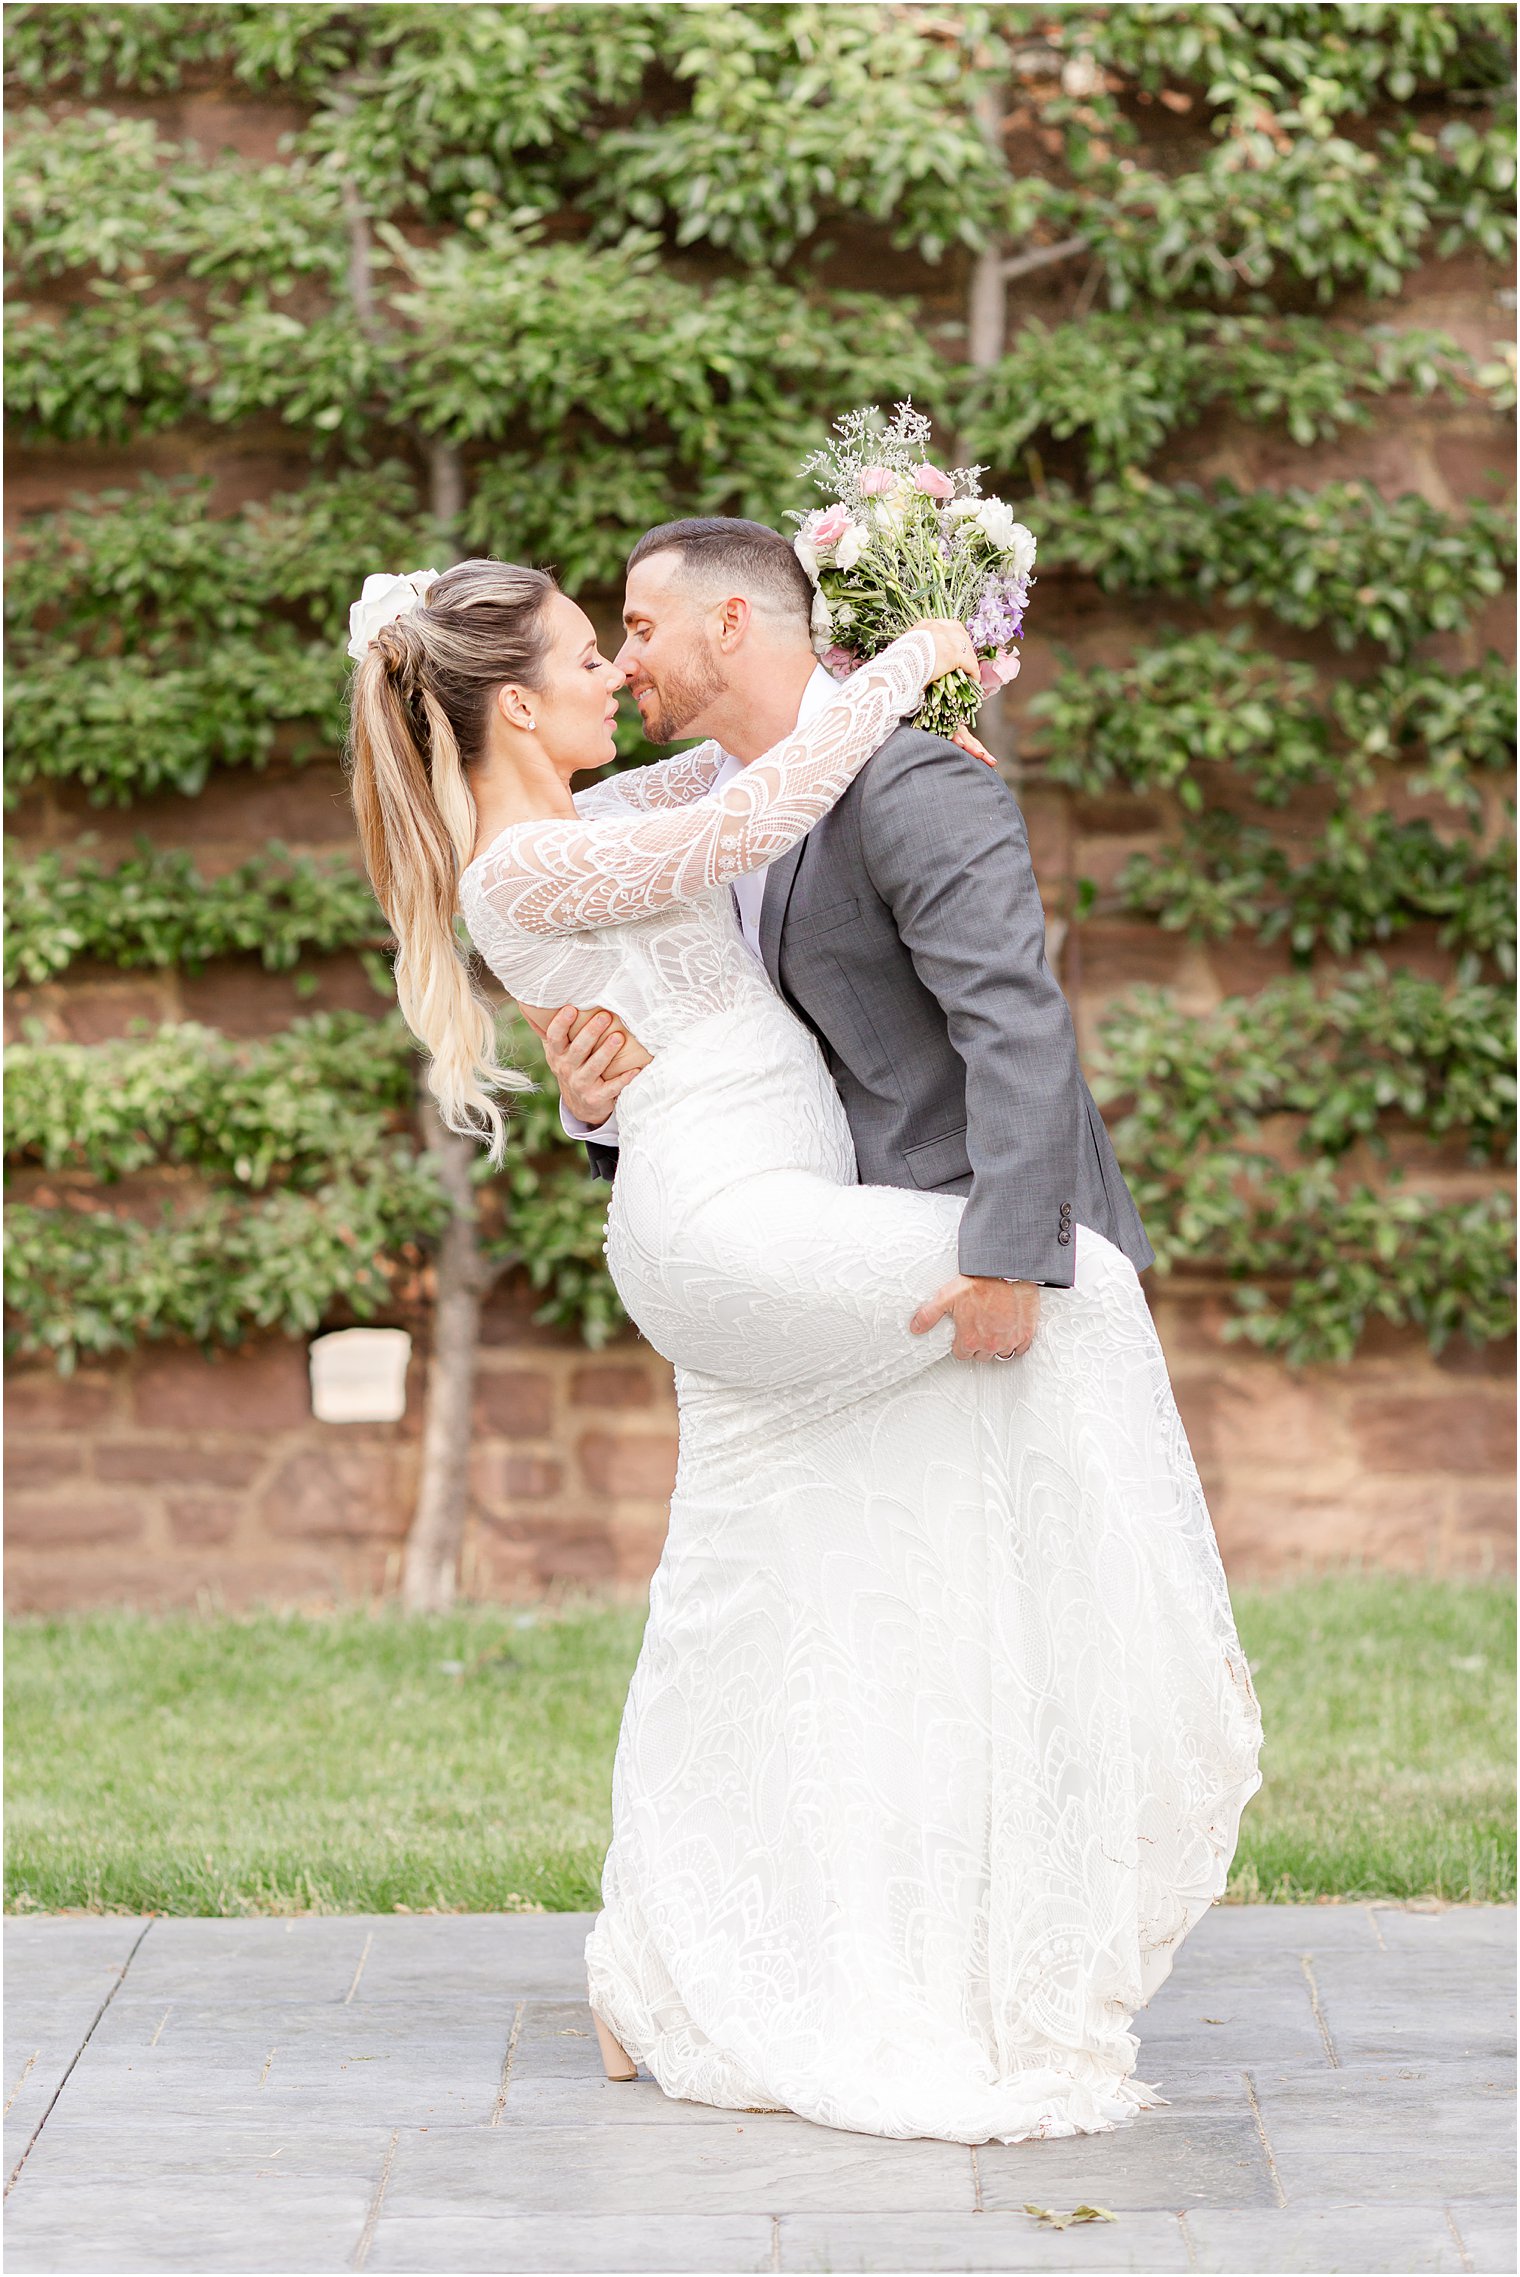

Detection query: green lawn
xmin=5 ymin=1575 xmax=1513 ymax=1916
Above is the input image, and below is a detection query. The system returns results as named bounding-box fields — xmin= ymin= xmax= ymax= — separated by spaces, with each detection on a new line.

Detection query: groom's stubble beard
xmin=642 ymin=634 xmax=728 ymax=743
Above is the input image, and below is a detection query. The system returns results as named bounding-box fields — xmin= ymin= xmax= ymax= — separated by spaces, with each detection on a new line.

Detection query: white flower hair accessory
xmin=346 ymin=569 xmax=441 ymax=663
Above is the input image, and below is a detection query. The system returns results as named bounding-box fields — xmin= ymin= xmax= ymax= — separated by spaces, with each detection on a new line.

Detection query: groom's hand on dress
xmin=534 ymin=1004 xmax=651 ymax=1127
xmin=909 ymin=1275 xmax=1041 ymax=1362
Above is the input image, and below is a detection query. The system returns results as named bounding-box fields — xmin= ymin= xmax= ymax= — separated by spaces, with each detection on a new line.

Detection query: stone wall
xmin=5 ymin=1290 xmax=1511 ymax=1614
xmin=4 ymin=81 xmax=1514 ymax=1611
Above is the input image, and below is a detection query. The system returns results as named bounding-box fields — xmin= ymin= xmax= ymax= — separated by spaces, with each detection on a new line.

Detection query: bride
xmin=345 ymin=555 xmax=1262 ymax=2146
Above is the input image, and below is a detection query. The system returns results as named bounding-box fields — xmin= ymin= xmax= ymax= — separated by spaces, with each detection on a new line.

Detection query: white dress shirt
xmin=560 ymin=666 xmax=840 ymax=1146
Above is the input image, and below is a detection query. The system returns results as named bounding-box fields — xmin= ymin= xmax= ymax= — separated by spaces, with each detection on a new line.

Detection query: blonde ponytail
xmin=344 ymin=559 xmax=557 ymax=1162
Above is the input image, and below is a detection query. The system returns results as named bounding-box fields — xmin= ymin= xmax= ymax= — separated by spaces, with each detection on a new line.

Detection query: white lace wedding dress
xmin=460 ymin=630 xmax=1262 ymax=2145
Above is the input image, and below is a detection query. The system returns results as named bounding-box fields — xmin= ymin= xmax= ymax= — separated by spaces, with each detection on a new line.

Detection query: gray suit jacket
xmin=588 ymin=721 xmax=1153 ymax=1287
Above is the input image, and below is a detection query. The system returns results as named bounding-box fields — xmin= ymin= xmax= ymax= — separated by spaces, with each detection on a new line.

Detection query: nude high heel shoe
xmin=592 ymin=2010 xmax=637 ymax=2081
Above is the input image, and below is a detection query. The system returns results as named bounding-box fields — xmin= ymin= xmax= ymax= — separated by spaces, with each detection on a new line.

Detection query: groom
xmin=539 ymin=517 xmax=1152 ymax=1362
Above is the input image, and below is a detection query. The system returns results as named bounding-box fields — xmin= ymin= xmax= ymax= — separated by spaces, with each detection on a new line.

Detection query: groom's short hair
xmin=627 ymin=518 xmax=812 ymax=632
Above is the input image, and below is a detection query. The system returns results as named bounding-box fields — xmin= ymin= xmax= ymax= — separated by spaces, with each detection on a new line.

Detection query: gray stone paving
xmin=3 ymin=1906 xmax=1513 ymax=2274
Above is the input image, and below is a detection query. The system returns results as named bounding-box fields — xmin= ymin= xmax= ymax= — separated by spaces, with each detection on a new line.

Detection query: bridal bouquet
xmin=791 ymin=402 xmax=1036 ymax=738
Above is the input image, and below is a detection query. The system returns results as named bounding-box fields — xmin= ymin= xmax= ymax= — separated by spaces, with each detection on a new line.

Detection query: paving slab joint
xmin=1445 ymin=2204 xmax=1477 ymax=2274
xmin=3 ymin=2052 xmax=38 ymax=2119
xmin=490 ymin=2000 xmax=525 ymax=2126
xmin=1177 ymin=2207 xmax=1200 ymax=2271
xmin=1299 ymin=1952 xmax=1341 ymax=2067
xmin=343 ymin=1932 xmax=375 ymax=2004
xmin=1242 ymin=2068 xmax=1289 ymax=2209
xmin=3 ymin=1913 xmax=156 ymax=2199
xmin=350 ymin=2126 xmax=399 ymax=2272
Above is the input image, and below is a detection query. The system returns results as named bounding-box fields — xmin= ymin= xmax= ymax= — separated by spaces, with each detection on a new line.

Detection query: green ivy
xmin=6 ymin=200 xmax=950 ymax=457
xmin=4 ymin=1013 xmax=416 ymax=1186
xmin=5 ymin=288 xmax=205 ymax=443
xmin=4 ymin=0 xmax=1513 ymax=1378
xmin=5 ymin=465 xmax=432 ymax=647
xmin=1030 ymin=636 xmax=1513 ymax=812
xmin=6 ymin=108 xmax=346 ymax=285
xmin=1043 ymin=124 xmax=1513 ymax=308
xmin=1159 ymin=1167 xmax=1513 ymax=1365
xmin=5 ymin=637 xmax=345 ymax=805
xmin=1034 ymin=475 xmax=1515 ymax=655
xmin=1094 ymin=963 xmax=1517 ymax=1362
xmin=959 ymin=313 xmax=1508 ymax=478
xmin=1330 ymin=656 xmax=1518 ymax=810
xmin=1117 ymin=810 xmax=1517 ymax=974
xmin=3 ymin=842 xmax=386 ymax=988
xmin=4 ymin=1166 xmax=449 ymax=1369
xmin=3 ymin=4 xmax=265 ymax=97
xmin=1096 ymin=961 xmax=1516 ymax=1167
xmin=585 ymin=5 xmax=1012 ymax=264
xmin=3 ymin=1011 xmax=625 ymax=1361
xmin=1033 ymin=631 xmax=1329 ymax=808
xmin=1077 ymin=4 xmax=1516 ymax=122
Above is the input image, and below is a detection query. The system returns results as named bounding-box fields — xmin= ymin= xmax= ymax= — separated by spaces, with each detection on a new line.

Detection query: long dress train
xmin=460 ymin=631 xmax=1262 ymax=2145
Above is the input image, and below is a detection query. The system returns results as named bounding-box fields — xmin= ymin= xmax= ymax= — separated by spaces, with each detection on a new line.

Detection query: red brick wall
xmin=5 ymin=1295 xmax=1511 ymax=1615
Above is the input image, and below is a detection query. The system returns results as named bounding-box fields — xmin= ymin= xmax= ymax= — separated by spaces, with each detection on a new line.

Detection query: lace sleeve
xmin=463 ymin=631 xmax=934 ymax=938
xmin=571 ymin=743 xmax=727 ymax=820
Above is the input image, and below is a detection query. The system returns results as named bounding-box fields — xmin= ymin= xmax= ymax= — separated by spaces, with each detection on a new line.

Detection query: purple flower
xmin=967 ymin=572 xmax=1030 ymax=651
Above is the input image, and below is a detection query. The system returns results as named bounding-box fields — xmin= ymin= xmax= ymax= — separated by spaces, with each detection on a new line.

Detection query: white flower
xmin=1004 ymin=519 xmax=1037 ymax=578
xmin=975 ymin=497 xmax=1019 ymax=549
xmin=793 ymin=521 xmax=822 ymax=582
xmin=810 ymin=586 xmax=834 ymax=643
xmin=834 ymin=520 xmax=867 ymax=571
xmin=346 ymin=569 xmax=440 ymax=662
xmin=974 ymin=498 xmax=1036 ymax=574
xmin=948 ymin=496 xmax=985 ymax=521
xmin=868 ymin=496 xmax=907 ymax=532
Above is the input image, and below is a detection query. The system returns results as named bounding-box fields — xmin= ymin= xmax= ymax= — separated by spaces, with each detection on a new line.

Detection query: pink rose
xmin=821 ymin=644 xmax=862 ymax=680
xmin=857 ymin=466 xmax=897 ymax=497
xmin=912 ymin=463 xmax=955 ymax=500
xmin=978 ymin=648 xmax=1021 ymax=692
xmin=811 ymin=504 xmax=851 ymax=546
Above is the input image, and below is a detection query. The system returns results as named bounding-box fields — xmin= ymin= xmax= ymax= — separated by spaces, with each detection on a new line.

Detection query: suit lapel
xmin=759 ymin=838 xmax=806 ymax=990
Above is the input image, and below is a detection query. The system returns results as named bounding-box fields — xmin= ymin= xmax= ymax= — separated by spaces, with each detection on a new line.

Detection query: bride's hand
xmin=911 ymin=619 xmax=980 ymax=683
xmin=951 ymin=725 xmax=998 ymax=767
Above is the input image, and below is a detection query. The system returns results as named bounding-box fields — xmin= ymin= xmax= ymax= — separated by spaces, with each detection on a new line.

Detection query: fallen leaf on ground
xmin=1023 ymin=2203 xmax=1118 ymax=2230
